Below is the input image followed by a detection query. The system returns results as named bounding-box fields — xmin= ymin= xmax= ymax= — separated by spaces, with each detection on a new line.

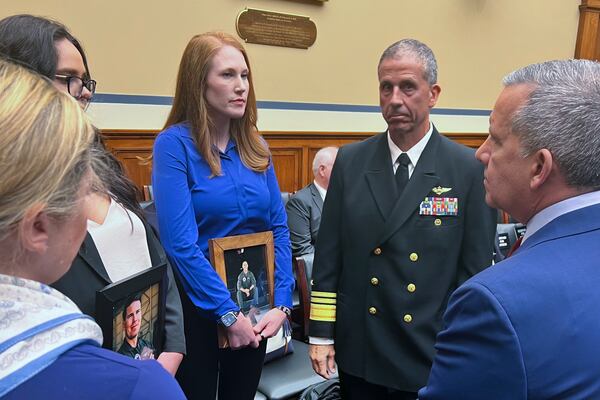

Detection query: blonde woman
xmin=0 ymin=59 xmax=184 ymax=399
xmin=153 ymin=32 xmax=294 ymax=399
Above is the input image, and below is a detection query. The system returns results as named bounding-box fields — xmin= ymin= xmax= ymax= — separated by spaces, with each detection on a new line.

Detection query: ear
xmin=530 ymin=149 xmax=553 ymax=190
xmin=318 ymin=164 xmax=326 ymax=178
xmin=18 ymin=204 xmax=51 ymax=255
xmin=429 ymin=84 xmax=441 ymax=108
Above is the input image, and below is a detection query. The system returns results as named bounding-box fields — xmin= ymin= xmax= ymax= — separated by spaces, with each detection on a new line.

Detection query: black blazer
xmin=286 ymin=182 xmax=323 ymax=257
xmin=309 ymin=129 xmax=496 ymax=391
xmin=52 ymin=218 xmax=186 ymax=355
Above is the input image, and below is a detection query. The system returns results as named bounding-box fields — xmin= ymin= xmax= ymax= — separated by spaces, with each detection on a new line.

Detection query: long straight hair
xmin=164 ymin=31 xmax=270 ymax=176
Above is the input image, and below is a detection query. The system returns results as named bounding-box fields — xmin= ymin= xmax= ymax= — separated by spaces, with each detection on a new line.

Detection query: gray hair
xmin=503 ymin=59 xmax=600 ymax=189
xmin=312 ymin=147 xmax=338 ymax=176
xmin=378 ymin=39 xmax=438 ymax=85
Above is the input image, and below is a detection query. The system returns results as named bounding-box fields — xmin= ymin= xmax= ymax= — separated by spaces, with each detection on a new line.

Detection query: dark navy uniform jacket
xmin=309 ymin=128 xmax=496 ymax=392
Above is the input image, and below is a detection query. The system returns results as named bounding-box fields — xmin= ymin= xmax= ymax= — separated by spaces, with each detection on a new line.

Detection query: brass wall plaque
xmin=236 ymin=8 xmax=317 ymax=49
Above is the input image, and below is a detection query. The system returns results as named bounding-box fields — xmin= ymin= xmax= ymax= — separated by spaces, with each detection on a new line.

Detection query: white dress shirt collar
xmin=387 ymin=123 xmax=433 ymax=178
xmin=523 ymin=190 xmax=600 ymax=243
xmin=313 ymin=180 xmax=327 ymax=201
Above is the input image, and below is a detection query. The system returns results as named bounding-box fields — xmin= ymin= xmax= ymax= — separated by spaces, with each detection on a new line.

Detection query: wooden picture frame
xmin=209 ymin=231 xmax=275 ymax=347
xmin=95 ymin=263 xmax=167 ymax=359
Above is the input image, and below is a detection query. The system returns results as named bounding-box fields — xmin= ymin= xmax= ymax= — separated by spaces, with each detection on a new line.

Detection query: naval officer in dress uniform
xmin=308 ymin=38 xmax=497 ymax=399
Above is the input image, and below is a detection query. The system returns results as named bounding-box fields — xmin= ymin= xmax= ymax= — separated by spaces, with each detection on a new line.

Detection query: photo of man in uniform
xmin=117 ymin=293 xmax=155 ymax=360
xmin=236 ymin=261 xmax=258 ymax=313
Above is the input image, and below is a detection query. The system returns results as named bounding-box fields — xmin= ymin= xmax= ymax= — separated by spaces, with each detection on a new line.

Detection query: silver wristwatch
xmin=219 ymin=311 xmax=239 ymax=327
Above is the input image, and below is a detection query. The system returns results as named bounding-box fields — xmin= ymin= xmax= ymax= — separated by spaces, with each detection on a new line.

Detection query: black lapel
xmin=378 ymin=128 xmax=442 ymax=244
xmin=144 ymin=218 xmax=166 ymax=267
xmin=78 ymin=233 xmax=111 ymax=283
xmin=309 ymin=183 xmax=323 ymax=212
xmin=365 ymin=133 xmax=397 ymax=219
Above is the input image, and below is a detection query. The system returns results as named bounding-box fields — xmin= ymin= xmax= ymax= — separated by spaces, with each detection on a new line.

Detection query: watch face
xmin=221 ymin=312 xmax=237 ymax=327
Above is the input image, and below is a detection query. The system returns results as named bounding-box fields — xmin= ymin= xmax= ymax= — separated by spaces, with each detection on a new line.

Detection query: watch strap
xmin=276 ymin=305 xmax=291 ymax=316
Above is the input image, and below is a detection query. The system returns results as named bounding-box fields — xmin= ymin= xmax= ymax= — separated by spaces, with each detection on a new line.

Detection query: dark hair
xmin=90 ymin=132 xmax=144 ymax=221
xmin=0 ymin=14 xmax=90 ymax=80
xmin=121 ymin=292 xmax=143 ymax=320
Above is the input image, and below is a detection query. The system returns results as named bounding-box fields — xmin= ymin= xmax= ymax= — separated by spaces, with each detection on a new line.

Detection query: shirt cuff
xmin=309 ymin=336 xmax=335 ymax=345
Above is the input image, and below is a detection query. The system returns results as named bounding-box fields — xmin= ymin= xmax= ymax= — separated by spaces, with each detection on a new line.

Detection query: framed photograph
xmin=95 ymin=263 xmax=167 ymax=360
xmin=209 ymin=231 xmax=275 ymax=347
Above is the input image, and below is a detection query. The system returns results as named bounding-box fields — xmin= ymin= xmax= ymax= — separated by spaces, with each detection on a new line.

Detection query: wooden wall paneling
xmin=102 ymin=130 xmax=157 ymax=196
xmin=100 ymin=129 xmax=486 ymax=194
xmin=270 ymin=148 xmax=303 ymax=193
xmin=576 ymin=0 xmax=600 ymax=60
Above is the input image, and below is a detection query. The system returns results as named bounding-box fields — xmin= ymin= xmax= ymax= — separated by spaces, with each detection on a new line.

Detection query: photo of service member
xmin=236 ymin=261 xmax=258 ymax=312
xmin=117 ymin=293 xmax=156 ymax=360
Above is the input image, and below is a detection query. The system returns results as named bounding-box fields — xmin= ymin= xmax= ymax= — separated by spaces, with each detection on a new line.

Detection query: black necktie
xmin=395 ymin=153 xmax=411 ymax=196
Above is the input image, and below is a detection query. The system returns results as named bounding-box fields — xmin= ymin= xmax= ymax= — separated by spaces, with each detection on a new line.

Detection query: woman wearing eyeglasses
xmin=0 ymin=14 xmax=95 ymax=106
xmin=0 ymin=14 xmax=186 ymax=376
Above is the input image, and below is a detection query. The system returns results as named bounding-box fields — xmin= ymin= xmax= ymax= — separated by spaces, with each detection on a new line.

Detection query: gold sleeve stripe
xmin=311 ymin=297 xmax=336 ymax=305
xmin=310 ymin=308 xmax=336 ymax=322
xmin=311 ymin=291 xmax=337 ymax=298
xmin=310 ymin=304 xmax=336 ymax=311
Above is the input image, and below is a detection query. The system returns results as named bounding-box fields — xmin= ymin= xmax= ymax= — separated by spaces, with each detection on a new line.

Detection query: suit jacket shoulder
xmin=287 ymin=183 xmax=323 ymax=256
xmin=421 ymin=203 xmax=600 ymax=399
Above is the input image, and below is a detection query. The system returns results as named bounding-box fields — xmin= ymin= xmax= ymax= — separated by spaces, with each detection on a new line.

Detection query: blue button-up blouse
xmin=152 ymin=123 xmax=294 ymax=320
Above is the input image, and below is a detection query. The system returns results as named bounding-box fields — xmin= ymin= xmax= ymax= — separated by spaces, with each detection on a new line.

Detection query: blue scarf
xmin=0 ymin=274 xmax=103 ymax=396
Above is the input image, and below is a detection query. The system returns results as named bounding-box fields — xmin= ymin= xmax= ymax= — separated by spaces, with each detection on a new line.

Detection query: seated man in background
xmin=286 ymin=146 xmax=338 ymax=257
xmin=419 ymin=59 xmax=600 ymax=399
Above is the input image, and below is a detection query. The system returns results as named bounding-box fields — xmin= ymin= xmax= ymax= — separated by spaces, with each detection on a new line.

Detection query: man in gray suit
xmin=286 ymin=146 xmax=338 ymax=257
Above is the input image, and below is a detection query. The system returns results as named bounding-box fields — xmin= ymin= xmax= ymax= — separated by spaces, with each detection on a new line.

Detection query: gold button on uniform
xmin=434 ymin=218 xmax=442 ymax=226
xmin=409 ymin=253 xmax=418 ymax=262
xmin=369 ymin=307 xmax=377 ymax=315
xmin=370 ymin=277 xmax=379 ymax=286
xmin=403 ymin=314 xmax=413 ymax=323
xmin=374 ymin=247 xmax=382 ymax=255
xmin=407 ymin=283 xmax=416 ymax=293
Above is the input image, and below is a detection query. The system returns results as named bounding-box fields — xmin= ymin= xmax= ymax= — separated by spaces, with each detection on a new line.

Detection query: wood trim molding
xmin=576 ymin=0 xmax=600 ymax=60
xmin=102 ymin=129 xmax=486 ymax=141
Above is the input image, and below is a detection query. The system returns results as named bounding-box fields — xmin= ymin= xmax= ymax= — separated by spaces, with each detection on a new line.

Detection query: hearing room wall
xmin=1 ymin=0 xmax=579 ymax=132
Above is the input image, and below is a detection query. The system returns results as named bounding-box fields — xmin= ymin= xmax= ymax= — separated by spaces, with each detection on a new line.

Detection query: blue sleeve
xmin=130 ymin=361 xmax=187 ymax=399
xmin=418 ymin=282 xmax=527 ymax=400
xmin=266 ymin=162 xmax=294 ymax=308
xmin=152 ymin=129 xmax=238 ymax=320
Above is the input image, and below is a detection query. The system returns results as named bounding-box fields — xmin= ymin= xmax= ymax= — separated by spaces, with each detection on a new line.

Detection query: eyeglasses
xmin=54 ymin=74 xmax=97 ymax=100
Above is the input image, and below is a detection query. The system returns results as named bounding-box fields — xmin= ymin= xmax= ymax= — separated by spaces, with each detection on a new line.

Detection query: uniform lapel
xmin=378 ymin=129 xmax=442 ymax=245
xmin=78 ymin=233 xmax=111 ymax=283
xmin=310 ymin=183 xmax=323 ymax=212
xmin=365 ymin=133 xmax=397 ymax=219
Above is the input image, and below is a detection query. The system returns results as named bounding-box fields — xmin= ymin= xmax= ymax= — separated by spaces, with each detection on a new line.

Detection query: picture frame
xmin=95 ymin=263 xmax=167 ymax=360
xmin=209 ymin=231 xmax=275 ymax=347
